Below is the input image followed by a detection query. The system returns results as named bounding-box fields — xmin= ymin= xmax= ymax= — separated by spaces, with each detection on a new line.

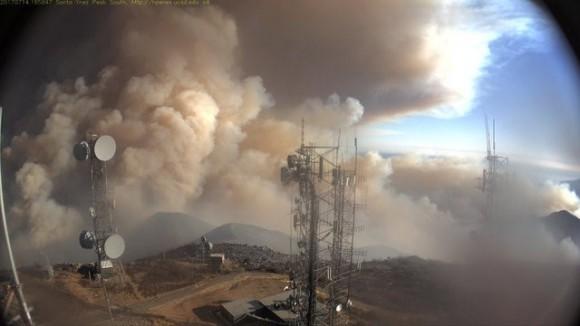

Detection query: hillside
xmin=9 ymin=212 xmax=580 ymax=325
xmin=361 ymin=244 xmax=406 ymax=261
xmin=542 ymin=210 xmax=580 ymax=247
xmin=124 ymin=212 xmax=215 ymax=259
xmin=200 ymin=223 xmax=404 ymax=260
xmin=202 ymin=223 xmax=295 ymax=254
xmin=351 ymin=257 xmax=580 ymax=325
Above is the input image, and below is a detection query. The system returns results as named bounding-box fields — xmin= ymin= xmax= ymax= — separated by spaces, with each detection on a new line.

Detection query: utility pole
xmin=0 ymin=107 xmax=35 ymax=326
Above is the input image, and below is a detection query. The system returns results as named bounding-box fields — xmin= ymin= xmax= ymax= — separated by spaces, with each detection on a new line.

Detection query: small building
xmin=218 ymin=291 xmax=297 ymax=325
xmin=219 ymin=298 xmax=265 ymax=324
xmin=259 ymin=292 xmax=298 ymax=323
xmin=208 ymin=253 xmax=225 ymax=272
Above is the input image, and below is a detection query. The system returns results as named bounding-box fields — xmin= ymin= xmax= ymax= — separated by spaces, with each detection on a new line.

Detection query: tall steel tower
xmin=281 ymin=126 xmax=360 ymax=326
xmin=75 ymin=134 xmax=125 ymax=279
xmin=74 ymin=134 xmax=126 ymax=320
xmin=327 ymin=138 xmax=360 ymax=326
xmin=481 ymin=116 xmax=508 ymax=221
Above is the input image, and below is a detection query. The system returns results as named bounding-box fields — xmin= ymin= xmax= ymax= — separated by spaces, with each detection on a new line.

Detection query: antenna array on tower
xmin=281 ymin=123 xmax=362 ymax=326
xmin=74 ymin=133 xmax=126 ymax=320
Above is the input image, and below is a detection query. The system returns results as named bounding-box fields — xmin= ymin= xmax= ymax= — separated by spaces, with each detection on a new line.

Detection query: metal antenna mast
xmin=281 ymin=125 xmax=361 ymax=326
xmin=481 ymin=116 xmax=508 ymax=221
xmin=0 ymin=107 xmax=34 ymax=325
xmin=76 ymin=134 xmax=125 ymax=278
xmin=301 ymin=118 xmax=305 ymax=148
xmin=74 ymin=133 xmax=126 ymax=320
xmin=327 ymin=137 xmax=360 ymax=326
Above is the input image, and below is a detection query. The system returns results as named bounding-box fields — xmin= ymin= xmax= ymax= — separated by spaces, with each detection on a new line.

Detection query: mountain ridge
xmin=125 ymin=211 xmax=214 ymax=259
xmin=542 ymin=209 xmax=580 ymax=247
xmin=202 ymin=222 xmax=295 ymax=254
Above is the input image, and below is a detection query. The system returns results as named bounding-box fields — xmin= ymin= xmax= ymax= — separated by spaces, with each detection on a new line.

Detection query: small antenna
xmin=481 ymin=116 xmax=508 ymax=222
xmin=493 ymin=119 xmax=496 ymax=156
xmin=301 ymin=118 xmax=305 ymax=148
xmin=336 ymin=128 xmax=341 ymax=164
xmin=354 ymin=137 xmax=358 ymax=176
xmin=484 ymin=114 xmax=491 ymax=158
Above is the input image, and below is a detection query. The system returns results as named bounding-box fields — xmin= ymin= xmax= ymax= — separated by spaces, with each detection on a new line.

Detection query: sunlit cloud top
xmin=419 ymin=0 xmax=545 ymax=118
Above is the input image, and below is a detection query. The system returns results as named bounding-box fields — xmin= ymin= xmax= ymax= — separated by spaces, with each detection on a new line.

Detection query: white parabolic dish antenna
xmin=94 ymin=135 xmax=116 ymax=161
xmin=103 ymin=233 xmax=125 ymax=259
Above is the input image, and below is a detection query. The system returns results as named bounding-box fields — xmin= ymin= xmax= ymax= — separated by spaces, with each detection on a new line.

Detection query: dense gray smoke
xmin=216 ymin=0 xmax=540 ymax=120
xmin=358 ymin=153 xmax=580 ymax=260
xmin=1 ymin=5 xmax=578 ymax=264
xmin=2 ymin=7 xmax=364 ymax=260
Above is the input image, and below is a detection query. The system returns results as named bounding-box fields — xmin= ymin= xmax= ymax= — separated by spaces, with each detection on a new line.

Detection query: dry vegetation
xmin=126 ymin=259 xmax=211 ymax=298
xmin=4 ymin=247 xmax=580 ymax=325
xmin=350 ymin=257 xmax=580 ymax=326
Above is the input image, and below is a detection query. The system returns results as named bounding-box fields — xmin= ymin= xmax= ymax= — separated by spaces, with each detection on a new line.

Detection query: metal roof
xmin=260 ymin=292 xmax=297 ymax=322
xmin=220 ymin=291 xmax=299 ymax=324
xmin=221 ymin=298 xmax=264 ymax=323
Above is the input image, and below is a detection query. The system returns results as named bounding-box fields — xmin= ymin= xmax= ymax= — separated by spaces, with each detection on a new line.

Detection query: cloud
xmin=2 ymin=7 xmax=365 ymax=259
xmin=215 ymin=0 xmax=543 ymax=121
xmin=1 ymin=4 xmax=571 ymax=266
xmin=4 ymin=7 xmax=273 ymax=249
xmin=10 ymin=162 xmax=83 ymax=248
xmin=357 ymin=152 xmax=580 ymax=261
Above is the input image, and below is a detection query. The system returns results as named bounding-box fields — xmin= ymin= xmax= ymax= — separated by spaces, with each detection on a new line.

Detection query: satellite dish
xmin=79 ymin=230 xmax=96 ymax=249
xmin=94 ymin=135 xmax=116 ymax=161
xmin=103 ymin=233 xmax=125 ymax=259
xmin=73 ymin=141 xmax=90 ymax=161
xmin=89 ymin=206 xmax=96 ymax=218
xmin=335 ymin=304 xmax=343 ymax=312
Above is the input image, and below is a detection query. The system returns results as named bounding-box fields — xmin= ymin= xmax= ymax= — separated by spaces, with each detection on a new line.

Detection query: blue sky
xmin=360 ymin=1 xmax=580 ymax=181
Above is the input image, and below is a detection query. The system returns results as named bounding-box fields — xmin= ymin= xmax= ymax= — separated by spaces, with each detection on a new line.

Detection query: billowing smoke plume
xmin=1 ymin=5 xmax=578 ymax=264
xmin=216 ymin=0 xmax=539 ymax=119
xmin=2 ymin=7 xmax=363 ymax=257
xmin=358 ymin=153 xmax=580 ymax=261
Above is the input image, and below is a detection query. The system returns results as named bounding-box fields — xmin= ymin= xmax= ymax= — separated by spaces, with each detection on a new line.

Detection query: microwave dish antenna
xmin=79 ymin=230 xmax=96 ymax=249
xmin=73 ymin=141 xmax=90 ymax=161
xmin=94 ymin=135 xmax=116 ymax=161
xmin=103 ymin=233 xmax=125 ymax=259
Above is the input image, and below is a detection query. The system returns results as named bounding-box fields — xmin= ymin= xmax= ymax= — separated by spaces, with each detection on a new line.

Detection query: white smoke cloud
xmin=286 ymin=94 xmax=364 ymax=129
xmin=357 ymin=152 xmax=580 ymax=261
xmin=2 ymin=5 xmax=576 ymax=265
xmin=4 ymin=7 xmax=266 ymax=247
xmin=11 ymin=162 xmax=82 ymax=248
xmin=216 ymin=0 xmax=544 ymax=120
xmin=418 ymin=0 xmax=540 ymax=118
xmin=2 ymin=7 xmax=363 ymax=254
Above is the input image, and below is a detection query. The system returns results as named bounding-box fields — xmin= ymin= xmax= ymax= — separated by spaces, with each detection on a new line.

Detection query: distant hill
xmin=360 ymin=244 xmax=406 ymax=261
xmin=202 ymin=223 xmax=296 ymax=254
xmin=542 ymin=210 xmax=580 ymax=247
xmin=125 ymin=212 xmax=214 ymax=259
xmin=201 ymin=223 xmax=409 ymax=260
xmin=127 ymin=210 xmax=580 ymax=263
